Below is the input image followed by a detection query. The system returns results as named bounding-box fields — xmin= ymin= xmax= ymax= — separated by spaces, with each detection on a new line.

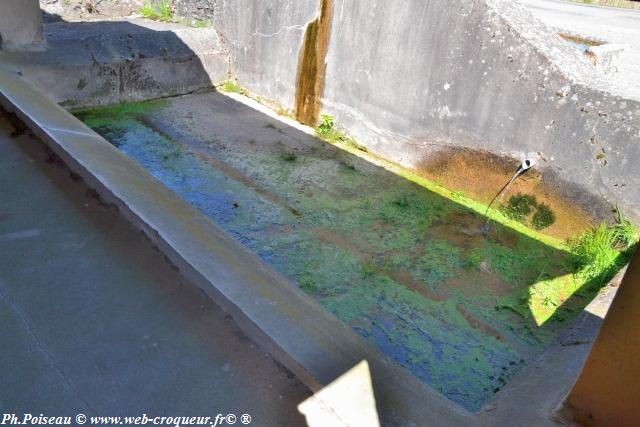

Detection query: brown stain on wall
xmin=417 ymin=148 xmax=600 ymax=240
xmin=294 ymin=0 xmax=333 ymax=126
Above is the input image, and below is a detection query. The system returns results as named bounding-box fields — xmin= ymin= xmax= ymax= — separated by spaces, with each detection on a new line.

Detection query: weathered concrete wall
xmin=202 ymin=0 xmax=640 ymax=222
xmin=322 ymin=0 xmax=640 ymax=221
xmin=40 ymin=0 xmax=143 ymax=20
xmin=172 ymin=0 xmax=214 ymax=21
xmin=40 ymin=0 xmax=640 ymax=220
xmin=209 ymin=0 xmax=319 ymax=110
xmin=563 ymin=247 xmax=640 ymax=426
xmin=0 ymin=0 xmax=44 ymax=51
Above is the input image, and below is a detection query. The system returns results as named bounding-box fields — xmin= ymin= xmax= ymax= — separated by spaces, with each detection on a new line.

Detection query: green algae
xmin=74 ymin=100 xmax=166 ymax=124
xmin=74 ymin=95 xmax=631 ymax=411
xmin=218 ymin=80 xmax=246 ymax=95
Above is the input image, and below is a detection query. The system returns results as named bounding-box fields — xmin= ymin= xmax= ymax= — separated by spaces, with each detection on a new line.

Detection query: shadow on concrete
xmin=42 ymin=10 xmax=64 ymax=23
xmin=0 ymin=11 xmax=224 ymax=109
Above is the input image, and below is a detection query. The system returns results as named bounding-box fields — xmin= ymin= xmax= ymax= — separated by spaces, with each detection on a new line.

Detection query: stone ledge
xmin=0 ymin=18 xmax=227 ymax=108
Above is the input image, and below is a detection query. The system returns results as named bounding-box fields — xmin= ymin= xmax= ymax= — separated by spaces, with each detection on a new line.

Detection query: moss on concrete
xmin=75 ymin=97 xmax=628 ymax=411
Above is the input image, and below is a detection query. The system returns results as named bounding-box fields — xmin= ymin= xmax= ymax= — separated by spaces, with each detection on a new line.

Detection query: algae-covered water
xmin=75 ymin=92 xmax=602 ymax=411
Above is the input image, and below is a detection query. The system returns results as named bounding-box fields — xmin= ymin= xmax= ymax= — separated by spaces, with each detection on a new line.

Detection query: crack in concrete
xmin=0 ymin=279 xmax=97 ymax=414
xmin=252 ymin=23 xmax=309 ymax=39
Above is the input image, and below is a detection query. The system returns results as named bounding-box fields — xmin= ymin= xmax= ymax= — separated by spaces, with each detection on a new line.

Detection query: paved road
xmin=520 ymin=0 xmax=640 ymax=100
xmin=0 ymin=113 xmax=310 ymax=424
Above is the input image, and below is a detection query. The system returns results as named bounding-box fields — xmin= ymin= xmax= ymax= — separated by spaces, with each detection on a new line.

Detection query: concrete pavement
xmin=0 ymin=112 xmax=310 ymax=423
xmin=520 ymin=0 xmax=640 ymax=100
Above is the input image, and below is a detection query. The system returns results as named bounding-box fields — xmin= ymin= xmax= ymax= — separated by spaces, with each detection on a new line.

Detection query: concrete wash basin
xmin=72 ymin=89 xmax=622 ymax=414
xmin=0 ymin=0 xmax=638 ymax=422
xmin=0 ymin=49 xmax=626 ymax=423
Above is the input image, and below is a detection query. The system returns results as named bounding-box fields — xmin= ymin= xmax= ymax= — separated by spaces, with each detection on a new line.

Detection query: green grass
xmin=361 ymin=258 xmax=382 ymax=279
xmin=612 ymin=206 xmax=640 ymax=248
xmin=140 ymin=1 xmax=173 ymax=22
xmin=338 ymin=159 xmax=356 ymax=171
xmin=315 ymin=114 xmax=345 ymax=143
xmin=193 ymin=19 xmax=210 ymax=28
xmin=175 ymin=16 xmax=211 ymax=28
xmin=315 ymin=114 xmax=368 ymax=151
xmin=218 ymin=80 xmax=246 ymax=95
xmin=280 ymin=150 xmax=298 ymax=162
xmin=299 ymin=262 xmax=319 ymax=293
xmin=570 ymin=214 xmax=639 ymax=286
xmin=317 ymin=114 xmax=335 ymax=134
xmin=451 ymin=190 xmax=465 ymax=200
xmin=463 ymin=251 xmax=484 ymax=270
xmin=392 ymin=192 xmax=416 ymax=209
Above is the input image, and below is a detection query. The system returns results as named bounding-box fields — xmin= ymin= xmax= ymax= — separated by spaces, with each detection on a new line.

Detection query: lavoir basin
xmin=75 ymin=91 xmax=621 ymax=411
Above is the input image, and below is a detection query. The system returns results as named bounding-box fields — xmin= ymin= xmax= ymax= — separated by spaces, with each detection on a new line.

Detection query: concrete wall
xmin=564 ymin=247 xmax=640 ymax=426
xmin=34 ymin=0 xmax=640 ymax=220
xmin=172 ymin=0 xmax=215 ymax=21
xmin=200 ymin=0 xmax=640 ymax=222
xmin=209 ymin=0 xmax=319 ymax=110
xmin=0 ymin=0 xmax=44 ymax=51
xmin=323 ymin=0 xmax=640 ymax=221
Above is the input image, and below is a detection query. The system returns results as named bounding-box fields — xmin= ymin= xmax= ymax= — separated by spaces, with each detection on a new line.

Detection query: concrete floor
xmin=0 ymin=113 xmax=310 ymax=423
xmin=520 ymin=0 xmax=640 ymax=101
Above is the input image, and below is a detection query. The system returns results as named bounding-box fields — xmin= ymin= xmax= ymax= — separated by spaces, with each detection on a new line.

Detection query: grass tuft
xmin=361 ymin=258 xmax=382 ymax=279
xmin=612 ymin=206 xmax=640 ymax=248
xmin=317 ymin=114 xmax=335 ymax=135
xmin=570 ymin=212 xmax=638 ymax=286
xmin=280 ymin=151 xmax=298 ymax=162
xmin=392 ymin=192 xmax=416 ymax=209
xmin=218 ymin=80 xmax=246 ymax=95
xmin=140 ymin=0 xmax=173 ymax=21
xmin=571 ymin=223 xmax=621 ymax=283
xmin=315 ymin=114 xmax=368 ymax=151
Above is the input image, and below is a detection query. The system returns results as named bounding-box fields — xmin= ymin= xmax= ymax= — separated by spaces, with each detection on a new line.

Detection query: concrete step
xmin=0 ymin=18 xmax=228 ymax=108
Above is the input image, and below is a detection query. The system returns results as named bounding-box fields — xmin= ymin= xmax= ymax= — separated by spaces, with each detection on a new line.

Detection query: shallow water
xmin=75 ymin=93 xmax=596 ymax=411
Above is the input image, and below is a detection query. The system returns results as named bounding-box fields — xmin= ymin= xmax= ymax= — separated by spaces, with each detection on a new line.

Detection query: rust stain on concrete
xmin=294 ymin=0 xmax=333 ymax=126
xmin=417 ymin=148 xmax=597 ymax=240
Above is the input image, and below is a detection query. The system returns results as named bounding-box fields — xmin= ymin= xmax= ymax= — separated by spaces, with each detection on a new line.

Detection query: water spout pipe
xmin=516 ymin=158 xmax=535 ymax=176
xmin=481 ymin=157 xmax=537 ymax=234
